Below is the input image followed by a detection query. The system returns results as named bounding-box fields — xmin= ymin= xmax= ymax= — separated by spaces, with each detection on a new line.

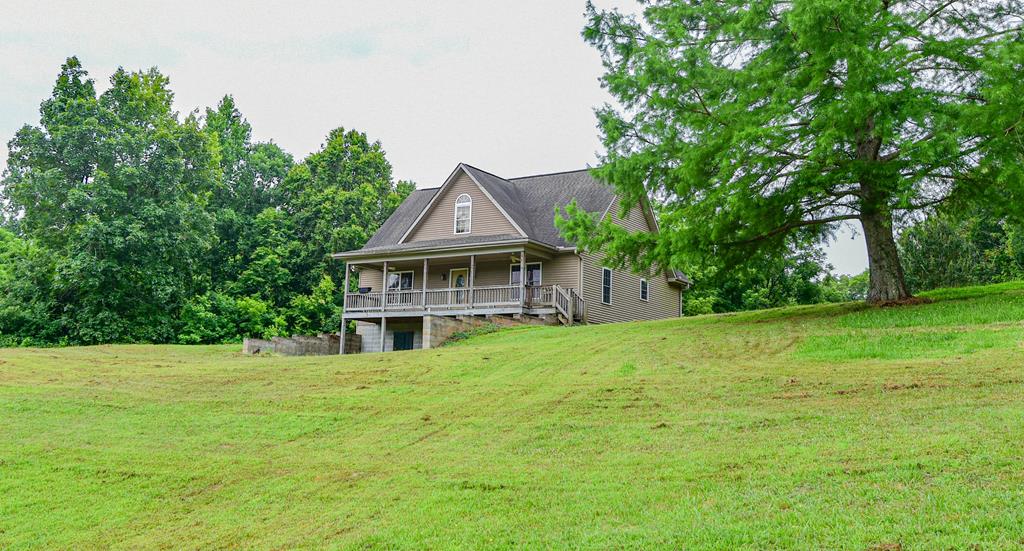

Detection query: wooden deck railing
xmin=345 ymin=292 xmax=383 ymax=311
xmin=344 ymin=284 xmax=585 ymax=319
xmin=550 ymin=285 xmax=585 ymax=324
xmin=346 ymin=284 xmax=526 ymax=312
xmin=570 ymin=288 xmax=585 ymax=321
xmin=525 ymin=285 xmax=552 ymax=307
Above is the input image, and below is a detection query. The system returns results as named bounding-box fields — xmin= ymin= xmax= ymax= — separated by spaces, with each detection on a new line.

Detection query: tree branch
xmin=916 ymin=0 xmax=959 ymax=28
xmin=723 ymin=214 xmax=861 ymax=246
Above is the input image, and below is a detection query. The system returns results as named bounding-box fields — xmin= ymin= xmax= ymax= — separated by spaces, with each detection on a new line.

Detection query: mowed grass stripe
xmin=2 ymin=283 xmax=1024 ymax=548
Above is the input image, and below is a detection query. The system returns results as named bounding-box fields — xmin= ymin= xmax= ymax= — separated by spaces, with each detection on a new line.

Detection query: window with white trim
xmin=640 ymin=278 xmax=649 ymax=301
xmin=387 ymin=271 xmax=414 ymax=291
xmin=602 ymin=268 xmax=612 ymax=304
xmin=510 ymin=262 xmax=542 ymax=286
xmin=454 ymin=193 xmax=472 ymax=234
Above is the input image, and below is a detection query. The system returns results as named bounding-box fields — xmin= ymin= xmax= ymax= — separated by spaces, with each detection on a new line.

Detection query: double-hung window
xmin=640 ymin=278 xmax=649 ymax=301
xmin=454 ymin=194 xmax=472 ymax=234
xmin=602 ymin=268 xmax=612 ymax=304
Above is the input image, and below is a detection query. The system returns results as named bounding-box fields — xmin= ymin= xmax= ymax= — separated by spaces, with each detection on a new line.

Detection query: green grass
xmin=3 ymin=283 xmax=1024 ymax=549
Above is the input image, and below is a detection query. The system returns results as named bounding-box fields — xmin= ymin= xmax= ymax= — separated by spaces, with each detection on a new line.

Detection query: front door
xmin=449 ymin=268 xmax=469 ymax=305
xmin=450 ymin=268 xmax=469 ymax=288
xmin=393 ymin=331 xmax=414 ymax=351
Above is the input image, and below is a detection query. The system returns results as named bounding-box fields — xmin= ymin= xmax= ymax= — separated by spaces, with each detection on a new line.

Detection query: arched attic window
xmin=454 ymin=193 xmax=472 ymax=234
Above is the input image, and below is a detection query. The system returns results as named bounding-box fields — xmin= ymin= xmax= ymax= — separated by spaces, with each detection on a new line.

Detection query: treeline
xmin=0 ymin=58 xmax=412 ymax=346
xmin=898 ymin=203 xmax=1024 ymax=292
xmin=3 ymin=60 xmax=1017 ymax=342
xmin=682 ymin=199 xmax=1024 ymax=315
xmin=679 ymin=241 xmax=868 ymax=316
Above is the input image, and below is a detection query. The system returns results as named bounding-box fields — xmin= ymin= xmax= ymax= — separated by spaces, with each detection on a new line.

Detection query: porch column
xmin=381 ymin=260 xmax=389 ymax=312
xmin=422 ymin=258 xmax=428 ymax=310
xmin=340 ymin=263 xmax=351 ymax=354
xmin=469 ymin=254 xmax=476 ymax=308
xmin=519 ymin=250 xmax=526 ymax=308
xmin=380 ymin=316 xmax=387 ymax=353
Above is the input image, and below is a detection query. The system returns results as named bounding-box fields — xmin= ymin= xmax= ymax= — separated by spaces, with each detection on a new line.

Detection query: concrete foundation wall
xmin=352 ymin=314 xmax=560 ymax=353
xmin=243 ymin=333 xmax=356 ymax=356
xmin=355 ymin=321 xmax=423 ymax=353
xmin=341 ymin=333 xmax=362 ymax=354
xmin=423 ymin=315 xmax=499 ymax=349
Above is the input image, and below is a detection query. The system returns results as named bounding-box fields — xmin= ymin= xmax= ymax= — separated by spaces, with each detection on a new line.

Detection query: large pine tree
xmin=562 ymin=0 xmax=1024 ymax=303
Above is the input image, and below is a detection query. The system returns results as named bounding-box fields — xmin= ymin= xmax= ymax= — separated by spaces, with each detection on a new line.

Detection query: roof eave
xmin=332 ymin=237 xmax=561 ymax=261
xmin=668 ymin=276 xmax=693 ymax=288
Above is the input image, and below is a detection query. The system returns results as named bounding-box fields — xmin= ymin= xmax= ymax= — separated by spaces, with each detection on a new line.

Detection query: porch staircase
xmin=551 ymin=285 xmax=585 ymax=326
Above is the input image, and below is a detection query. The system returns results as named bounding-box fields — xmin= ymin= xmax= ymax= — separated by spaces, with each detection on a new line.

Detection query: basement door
xmin=393 ymin=331 xmax=414 ymax=351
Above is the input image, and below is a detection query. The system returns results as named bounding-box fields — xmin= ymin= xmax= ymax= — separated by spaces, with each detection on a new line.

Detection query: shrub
xmin=177 ymin=292 xmax=286 ymax=344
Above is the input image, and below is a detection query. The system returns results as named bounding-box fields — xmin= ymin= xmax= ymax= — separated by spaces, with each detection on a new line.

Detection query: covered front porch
xmin=336 ymin=242 xmax=585 ymax=353
xmin=342 ymin=249 xmax=580 ymax=319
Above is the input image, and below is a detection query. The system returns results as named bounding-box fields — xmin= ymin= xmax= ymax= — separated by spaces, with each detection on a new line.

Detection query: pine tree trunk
xmin=855 ymin=117 xmax=911 ymax=304
xmin=860 ymin=209 xmax=911 ymax=303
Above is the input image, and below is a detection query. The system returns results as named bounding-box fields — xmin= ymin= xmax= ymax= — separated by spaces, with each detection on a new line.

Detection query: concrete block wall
xmin=341 ymin=333 xmax=362 ymax=354
xmin=242 ymin=333 xmax=356 ymax=356
xmin=243 ymin=338 xmax=275 ymax=354
xmin=355 ymin=321 xmax=423 ymax=353
xmin=422 ymin=315 xmax=497 ymax=349
xmin=352 ymin=314 xmax=561 ymax=353
xmin=355 ymin=321 xmax=380 ymax=353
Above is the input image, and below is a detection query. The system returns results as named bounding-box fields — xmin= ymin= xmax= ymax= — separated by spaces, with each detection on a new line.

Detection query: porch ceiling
xmin=348 ymin=247 xmax=552 ymax=270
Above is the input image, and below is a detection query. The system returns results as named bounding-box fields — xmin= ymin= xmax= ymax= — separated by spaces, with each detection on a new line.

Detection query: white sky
xmin=0 ymin=0 xmax=867 ymax=274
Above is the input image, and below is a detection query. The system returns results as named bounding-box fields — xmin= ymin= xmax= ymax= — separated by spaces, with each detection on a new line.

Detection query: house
xmin=332 ymin=163 xmax=690 ymax=353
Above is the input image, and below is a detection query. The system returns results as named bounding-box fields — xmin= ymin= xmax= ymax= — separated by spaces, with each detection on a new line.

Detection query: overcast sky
xmin=0 ymin=0 xmax=867 ymax=274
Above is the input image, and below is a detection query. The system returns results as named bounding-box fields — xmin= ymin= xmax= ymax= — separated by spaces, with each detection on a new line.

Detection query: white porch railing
xmin=472 ymin=285 xmax=521 ymax=306
xmin=344 ymin=284 xmax=585 ymax=319
xmin=570 ymin=288 xmax=585 ymax=321
xmin=346 ymin=284 xmax=526 ymax=312
xmin=345 ymin=292 xmax=383 ymax=311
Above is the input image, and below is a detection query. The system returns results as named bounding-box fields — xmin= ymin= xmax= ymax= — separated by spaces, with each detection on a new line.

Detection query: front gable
xmin=402 ymin=165 xmax=524 ymax=243
xmin=602 ymin=195 xmax=657 ymax=234
xmin=599 ymin=195 xmax=683 ymax=284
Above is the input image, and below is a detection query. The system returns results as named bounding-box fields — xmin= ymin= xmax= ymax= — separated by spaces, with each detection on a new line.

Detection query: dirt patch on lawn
xmin=870 ymin=296 xmax=932 ymax=308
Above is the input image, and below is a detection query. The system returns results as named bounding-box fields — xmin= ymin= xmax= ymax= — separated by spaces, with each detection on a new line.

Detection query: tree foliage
xmin=679 ymin=239 xmax=867 ymax=315
xmin=561 ymin=0 xmax=1024 ymax=304
xmin=279 ymin=127 xmax=415 ymax=291
xmin=0 ymin=58 xmax=412 ymax=345
xmin=899 ymin=203 xmax=1024 ymax=292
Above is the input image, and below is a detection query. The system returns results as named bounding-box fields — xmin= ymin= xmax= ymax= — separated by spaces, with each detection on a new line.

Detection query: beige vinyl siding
xmin=406 ymin=171 xmax=519 ymax=242
xmin=609 ymin=196 xmax=654 ymax=233
xmin=465 ymin=254 xmax=579 ymax=289
xmin=423 ymin=260 xmax=475 ymax=288
xmin=354 ymin=255 xmax=580 ymax=292
xmin=356 ymin=267 xmax=383 ymax=291
xmin=580 ymin=200 xmax=680 ymax=324
xmin=361 ymin=262 xmax=460 ymax=291
xmin=581 ymin=253 xmax=679 ymax=323
xmin=542 ymin=253 xmax=582 ymax=290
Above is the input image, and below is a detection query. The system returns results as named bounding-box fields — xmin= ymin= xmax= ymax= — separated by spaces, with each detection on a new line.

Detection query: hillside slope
xmin=2 ymin=283 xmax=1024 ymax=549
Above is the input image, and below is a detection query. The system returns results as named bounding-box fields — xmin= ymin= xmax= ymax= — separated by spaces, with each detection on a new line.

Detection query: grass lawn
xmin=3 ymin=283 xmax=1024 ymax=549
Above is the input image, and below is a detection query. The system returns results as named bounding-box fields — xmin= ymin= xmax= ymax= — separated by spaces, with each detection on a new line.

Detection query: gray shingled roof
xmin=353 ymin=165 xmax=616 ymax=253
xmin=461 ymin=165 xmax=537 ymax=238
xmin=506 ymin=168 xmax=620 ymax=247
xmin=341 ymin=164 xmax=689 ymax=284
xmin=352 ymin=233 xmax=525 ymax=255
xmin=362 ymin=187 xmax=437 ymax=249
